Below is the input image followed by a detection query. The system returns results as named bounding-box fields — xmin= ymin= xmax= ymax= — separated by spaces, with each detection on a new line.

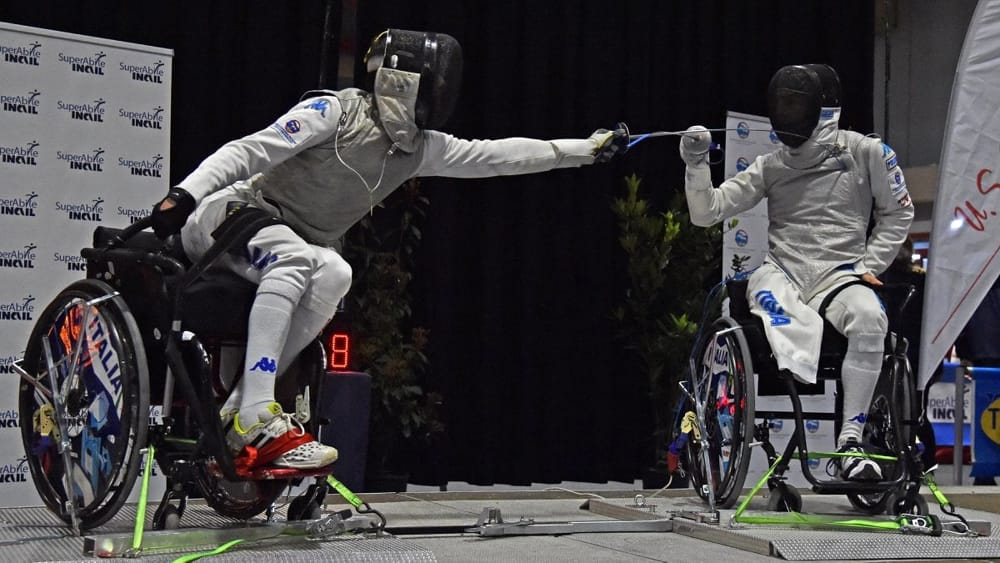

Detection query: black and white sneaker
xmin=836 ymin=441 xmax=883 ymax=481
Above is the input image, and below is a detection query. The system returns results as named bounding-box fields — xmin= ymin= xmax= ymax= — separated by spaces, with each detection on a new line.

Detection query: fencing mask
xmin=767 ymin=65 xmax=823 ymax=148
xmin=365 ymin=29 xmax=463 ymax=130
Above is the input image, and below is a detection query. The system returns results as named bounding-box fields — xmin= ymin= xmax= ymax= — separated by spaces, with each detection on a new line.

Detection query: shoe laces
xmin=273 ymin=409 xmax=306 ymax=438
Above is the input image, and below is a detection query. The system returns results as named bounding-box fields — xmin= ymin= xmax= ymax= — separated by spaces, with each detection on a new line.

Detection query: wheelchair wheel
xmin=685 ymin=317 xmax=756 ymax=509
xmin=194 ymin=466 xmax=288 ymax=520
xmin=847 ymin=353 xmax=917 ymax=514
xmin=18 ymin=280 xmax=150 ymax=530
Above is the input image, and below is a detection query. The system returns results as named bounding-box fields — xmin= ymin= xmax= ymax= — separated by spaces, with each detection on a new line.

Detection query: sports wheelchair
xmin=680 ymin=277 xmax=928 ymax=516
xmin=14 ymin=214 xmax=363 ymax=532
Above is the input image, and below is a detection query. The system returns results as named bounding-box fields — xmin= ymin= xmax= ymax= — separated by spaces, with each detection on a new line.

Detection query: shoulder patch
xmin=882 ymin=142 xmax=899 ymax=171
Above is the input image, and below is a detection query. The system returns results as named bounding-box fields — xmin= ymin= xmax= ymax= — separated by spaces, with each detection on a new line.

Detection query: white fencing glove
xmin=679 ymin=125 xmax=712 ymax=167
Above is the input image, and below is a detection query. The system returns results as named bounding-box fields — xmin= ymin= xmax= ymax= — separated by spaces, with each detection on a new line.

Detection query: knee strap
xmin=816 ymin=278 xmax=875 ymax=320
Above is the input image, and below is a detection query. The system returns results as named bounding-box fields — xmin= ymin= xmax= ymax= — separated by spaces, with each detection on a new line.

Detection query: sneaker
xmin=227 ymin=402 xmax=338 ymax=469
xmin=835 ymin=441 xmax=883 ymax=481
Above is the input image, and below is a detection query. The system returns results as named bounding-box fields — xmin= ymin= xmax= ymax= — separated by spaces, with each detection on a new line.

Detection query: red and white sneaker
xmin=224 ymin=402 xmax=338 ymax=469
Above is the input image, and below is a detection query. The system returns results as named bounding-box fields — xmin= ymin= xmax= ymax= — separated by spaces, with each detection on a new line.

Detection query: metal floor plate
xmin=670 ymin=508 xmax=1000 ymax=560
xmin=0 ymin=504 xmax=436 ymax=562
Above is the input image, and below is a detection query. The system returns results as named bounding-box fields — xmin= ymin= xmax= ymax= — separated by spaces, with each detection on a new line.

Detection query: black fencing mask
xmin=365 ymin=29 xmax=463 ymax=129
xmin=767 ymin=65 xmax=823 ymax=148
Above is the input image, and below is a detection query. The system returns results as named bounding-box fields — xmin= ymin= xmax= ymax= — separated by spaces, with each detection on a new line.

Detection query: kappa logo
xmin=307 ymin=98 xmax=330 ymax=117
xmin=246 ymin=246 xmax=279 ymax=270
xmin=251 ymin=356 xmax=277 ymax=374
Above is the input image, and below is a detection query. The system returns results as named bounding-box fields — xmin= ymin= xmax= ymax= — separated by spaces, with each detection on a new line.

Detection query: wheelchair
xmin=14 ymin=214 xmax=352 ymax=532
xmin=680 ymin=277 xmax=927 ymax=516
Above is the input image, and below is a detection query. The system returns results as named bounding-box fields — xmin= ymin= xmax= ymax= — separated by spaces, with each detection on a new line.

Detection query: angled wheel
xmin=194 ymin=465 xmax=288 ymax=520
xmin=685 ymin=317 xmax=756 ymax=508
xmin=18 ymin=280 xmax=150 ymax=530
xmin=847 ymin=352 xmax=917 ymax=514
xmin=767 ymin=482 xmax=802 ymax=512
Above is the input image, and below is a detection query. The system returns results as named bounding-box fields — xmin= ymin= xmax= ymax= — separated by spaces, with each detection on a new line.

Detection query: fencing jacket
xmin=176 ymin=74 xmax=598 ymax=248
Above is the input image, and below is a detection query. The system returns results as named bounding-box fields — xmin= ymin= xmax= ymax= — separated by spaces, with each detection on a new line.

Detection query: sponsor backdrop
xmin=0 ymin=22 xmax=171 ymax=506
xmin=721 ymin=111 xmax=837 ymax=487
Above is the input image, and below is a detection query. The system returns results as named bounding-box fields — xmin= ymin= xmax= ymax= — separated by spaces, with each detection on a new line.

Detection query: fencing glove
xmin=150 ymin=186 xmax=196 ymax=239
xmin=679 ymin=125 xmax=712 ymax=167
xmin=590 ymin=122 xmax=630 ymax=163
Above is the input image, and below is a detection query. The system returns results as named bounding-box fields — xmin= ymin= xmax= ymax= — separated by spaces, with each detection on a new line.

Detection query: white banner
xmin=919 ymin=0 xmax=1000 ymax=388
xmin=0 ymin=22 xmax=171 ymax=507
xmin=721 ymin=111 xmax=779 ymax=281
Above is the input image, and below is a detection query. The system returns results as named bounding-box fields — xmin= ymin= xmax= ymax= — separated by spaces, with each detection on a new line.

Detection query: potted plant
xmin=610 ymin=173 xmax=721 ymax=487
xmin=341 ymin=179 xmax=443 ymax=491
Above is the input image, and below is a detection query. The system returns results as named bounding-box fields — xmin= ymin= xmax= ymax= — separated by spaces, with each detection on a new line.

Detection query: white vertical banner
xmin=721 ymin=112 xmax=780 ymax=281
xmin=919 ymin=0 xmax=1000 ymax=388
xmin=0 ymin=22 xmax=171 ymax=507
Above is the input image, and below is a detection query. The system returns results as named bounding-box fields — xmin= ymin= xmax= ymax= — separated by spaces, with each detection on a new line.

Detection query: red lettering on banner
xmin=978 ymin=168 xmax=1000 ymax=195
xmin=954 ymin=168 xmax=999 ymax=231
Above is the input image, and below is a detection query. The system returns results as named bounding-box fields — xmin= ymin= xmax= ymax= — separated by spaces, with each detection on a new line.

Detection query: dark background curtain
xmin=0 ymin=1 xmax=873 ymax=486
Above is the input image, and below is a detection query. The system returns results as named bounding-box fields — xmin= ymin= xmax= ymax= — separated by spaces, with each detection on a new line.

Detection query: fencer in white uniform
xmin=150 ymin=29 xmax=628 ymax=469
xmin=680 ymin=64 xmax=913 ymax=480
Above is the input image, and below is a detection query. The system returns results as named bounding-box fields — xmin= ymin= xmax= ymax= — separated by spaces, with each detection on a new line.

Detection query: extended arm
xmin=414 ymin=126 xmax=627 ymax=178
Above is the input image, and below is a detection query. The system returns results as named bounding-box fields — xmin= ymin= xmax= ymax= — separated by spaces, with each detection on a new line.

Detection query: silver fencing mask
xmin=365 ymin=29 xmax=463 ymax=130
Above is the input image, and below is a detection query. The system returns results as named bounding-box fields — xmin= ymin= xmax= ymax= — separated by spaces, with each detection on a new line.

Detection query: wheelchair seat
xmin=90 ymin=226 xmax=256 ymax=340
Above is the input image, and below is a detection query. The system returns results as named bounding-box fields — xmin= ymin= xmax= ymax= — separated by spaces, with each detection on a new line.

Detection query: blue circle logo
xmin=734 ymin=229 xmax=749 ymax=247
xmin=736 ymin=121 xmax=750 ymax=138
xmin=736 ymin=156 xmax=750 ymax=172
xmin=769 ymin=130 xmax=780 ymax=144
xmin=805 ymin=419 xmax=820 ymax=433
xmin=770 ymin=419 xmax=784 ymax=432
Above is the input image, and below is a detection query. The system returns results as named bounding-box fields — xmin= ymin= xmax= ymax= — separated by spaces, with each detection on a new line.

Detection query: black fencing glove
xmin=150 ymin=186 xmax=196 ymax=239
xmin=590 ymin=122 xmax=630 ymax=163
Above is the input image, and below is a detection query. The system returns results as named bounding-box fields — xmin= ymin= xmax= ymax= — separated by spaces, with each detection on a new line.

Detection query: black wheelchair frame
xmin=15 ymin=215 xmax=340 ymax=531
xmin=682 ymin=277 xmax=927 ymax=515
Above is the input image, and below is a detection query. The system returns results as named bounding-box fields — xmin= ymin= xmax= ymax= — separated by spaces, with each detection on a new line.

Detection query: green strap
xmin=922 ymin=472 xmax=951 ymax=506
xmin=326 ymin=475 xmax=363 ymax=508
xmin=132 ymin=445 xmax=156 ymax=552
xmin=736 ymin=512 xmax=903 ymax=532
xmin=733 ymin=455 xmax=781 ymax=520
xmin=171 ymin=539 xmax=245 ymax=563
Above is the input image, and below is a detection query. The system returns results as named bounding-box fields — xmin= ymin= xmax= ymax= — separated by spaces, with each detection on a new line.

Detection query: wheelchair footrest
xmin=810 ymin=479 xmax=904 ymax=495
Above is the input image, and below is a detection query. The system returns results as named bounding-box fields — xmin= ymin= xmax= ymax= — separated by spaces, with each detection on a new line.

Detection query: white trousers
xmin=746 ymin=262 xmax=887 ymax=383
xmin=181 ymin=183 xmax=352 ymax=319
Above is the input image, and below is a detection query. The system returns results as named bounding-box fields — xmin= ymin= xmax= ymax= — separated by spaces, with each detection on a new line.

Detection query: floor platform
xmin=3 ymin=485 xmax=1000 ymax=562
